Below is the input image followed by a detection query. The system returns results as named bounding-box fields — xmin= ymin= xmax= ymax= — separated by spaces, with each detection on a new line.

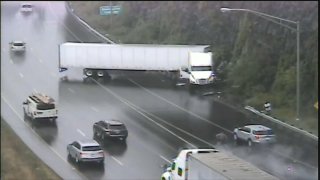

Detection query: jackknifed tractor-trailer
xmin=59 ymin=42 xmax=216 ymax=86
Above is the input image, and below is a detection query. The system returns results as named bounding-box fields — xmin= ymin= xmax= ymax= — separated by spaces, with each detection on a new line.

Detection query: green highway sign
xmin=100 ymin=6 xmax=121 ymax=16
xmin=112 ymin=6 xmax=121 ymax=14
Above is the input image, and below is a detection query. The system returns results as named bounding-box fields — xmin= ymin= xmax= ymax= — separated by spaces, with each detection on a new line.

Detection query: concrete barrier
xmin=245 ymin=105 xmax=318 ymax=141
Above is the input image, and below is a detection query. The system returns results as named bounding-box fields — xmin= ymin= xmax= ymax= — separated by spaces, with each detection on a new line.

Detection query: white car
xmin=233 ymin=125 xmax=276 ymax=147
xmin=10 ymin=41 xmax=26 ymax=52
xmin=67 ymin=140 xmax=104 ymax=166
xmin=21 ymin=3 xmax=33 ymax=12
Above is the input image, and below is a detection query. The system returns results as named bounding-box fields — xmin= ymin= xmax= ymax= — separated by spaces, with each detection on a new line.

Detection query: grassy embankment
xmin=1 ymin=117 xmax=62 ymax=180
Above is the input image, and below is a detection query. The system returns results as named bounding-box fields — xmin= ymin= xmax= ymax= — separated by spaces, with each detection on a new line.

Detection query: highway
xmin=1 ymin=1 xmax=318 ymax=179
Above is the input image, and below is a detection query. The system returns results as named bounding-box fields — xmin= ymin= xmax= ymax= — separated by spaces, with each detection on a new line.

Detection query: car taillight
xmin=99 ymin=152 xmax=104 ymax=156
xmin=255 ymin=135 xmax=260 ymax=139
xmin=33 ymin=112 xmax=37 ymax=115
xmin=80 ymin=152 xmax=84 ymax=157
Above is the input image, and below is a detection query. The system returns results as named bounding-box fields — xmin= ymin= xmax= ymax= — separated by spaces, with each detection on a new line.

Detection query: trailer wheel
xmin=97 ymin=70 xmax=104 ymax=77
xmin=84 ymin=69 xmax=93 ymax=77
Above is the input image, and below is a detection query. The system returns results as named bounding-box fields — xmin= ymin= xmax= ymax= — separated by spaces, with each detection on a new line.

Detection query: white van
xmin=23 ymin=93 xmax=58 ymax=123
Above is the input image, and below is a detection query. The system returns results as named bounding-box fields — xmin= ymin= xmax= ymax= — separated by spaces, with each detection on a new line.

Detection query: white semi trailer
xmin=161 ymin=149 xmax=278 ymax=180
xmin=59 ymin=43 xmax=216 ymax=85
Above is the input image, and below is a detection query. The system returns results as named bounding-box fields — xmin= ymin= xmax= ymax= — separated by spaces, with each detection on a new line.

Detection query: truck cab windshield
xmin=191 ymin=66 xmax=212 ymax=71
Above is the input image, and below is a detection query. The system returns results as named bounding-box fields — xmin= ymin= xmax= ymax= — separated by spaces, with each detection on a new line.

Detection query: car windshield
xmin=82 ymin=146 xmax=102 ymax=151
xmin=253 ymin=130 xmax=274 ymax=135
xmin=110 ymin=124 xmax=126 ymax=130
xmin=13 ymin=43 xmax=24 ymax=46
xmin=22 ymin=5 xmax=32 ymax=8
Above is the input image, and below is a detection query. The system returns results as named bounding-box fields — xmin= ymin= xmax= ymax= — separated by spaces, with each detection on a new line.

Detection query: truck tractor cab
xmin=161 ymin=149 xmax=218 ymax=180
xmin=179 ymin=52 xmax=215 ymax=85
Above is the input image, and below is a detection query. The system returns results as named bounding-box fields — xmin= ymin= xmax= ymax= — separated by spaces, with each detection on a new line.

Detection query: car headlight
xmin=209 ymin=74 xmax=216 ymax=81
xmin=209 ymin=76 xmax=214 ymax=81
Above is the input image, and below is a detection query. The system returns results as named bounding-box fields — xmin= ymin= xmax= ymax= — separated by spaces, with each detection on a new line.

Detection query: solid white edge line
xmin=47 ymin=2 xmax=83 ymax=42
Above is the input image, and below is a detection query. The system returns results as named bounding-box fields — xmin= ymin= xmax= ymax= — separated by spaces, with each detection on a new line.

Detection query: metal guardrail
xmin=65 ymin=1 xmax=115 ymax=44
xmin=245 ymin=105 xmax=318 ymax=141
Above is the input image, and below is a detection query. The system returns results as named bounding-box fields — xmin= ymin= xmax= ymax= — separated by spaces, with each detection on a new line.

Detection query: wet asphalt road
xmin=1 ymin=1 xmax=318 ymax=180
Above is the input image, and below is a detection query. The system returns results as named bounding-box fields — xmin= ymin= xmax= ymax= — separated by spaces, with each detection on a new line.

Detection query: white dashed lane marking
xmin=111 ymin=156 xmax=123 ymax=166
xmin=77 ymin=129 xmax=86 ymax=137
xmin=91 ymin=106 xmax=99 ymax=112
xmin=160 ymin=155 xmax=170 ymax=163
xmin=50 ymin=72 xmax=57 ymax=77
xmin=19 ymin=72 xmax=24 ymax=78
xmin=68 ymin=88 xmax=75 ymax=93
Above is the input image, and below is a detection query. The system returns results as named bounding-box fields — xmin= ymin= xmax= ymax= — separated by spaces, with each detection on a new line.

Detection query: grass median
xmin=1 ymin=117 xmax=62 ymax=180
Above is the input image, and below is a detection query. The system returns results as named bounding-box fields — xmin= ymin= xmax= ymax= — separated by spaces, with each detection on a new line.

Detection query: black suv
xmin=93 ymin=120 xmax=128 ymax=141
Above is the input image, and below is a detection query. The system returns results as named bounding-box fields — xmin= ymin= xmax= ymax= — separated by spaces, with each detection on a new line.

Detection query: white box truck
xmin=161 ymin=149 xmax=278 ymax=180
xmin=59 ymin=43 xmax=216 ymax=85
